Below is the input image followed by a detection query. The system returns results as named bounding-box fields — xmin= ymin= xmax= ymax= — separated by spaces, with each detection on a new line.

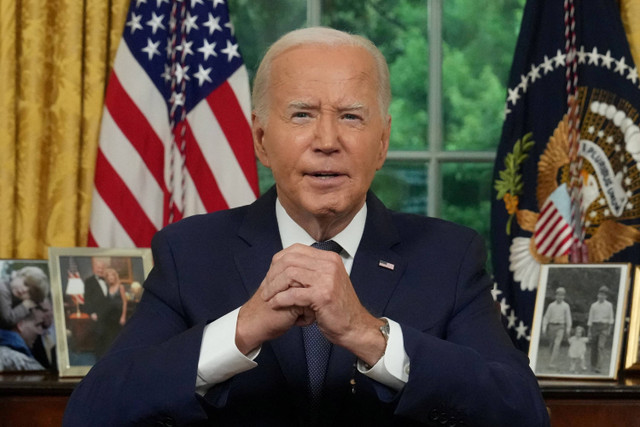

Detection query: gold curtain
xmin=620 ymin=0 xmax=640 ymax=69
xmin=0 ymin=0 xmax=128 ymax=259
xmin=1 ymin=1 xmax=639 ymax=260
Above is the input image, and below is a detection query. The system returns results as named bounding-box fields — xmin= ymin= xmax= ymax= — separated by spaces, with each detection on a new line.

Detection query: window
xmin=229 ymin=0 xmax=525 ymax=245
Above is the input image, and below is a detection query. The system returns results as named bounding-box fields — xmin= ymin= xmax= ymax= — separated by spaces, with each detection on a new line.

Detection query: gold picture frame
xmin=625 ymin=266 xmax=640 ymax=370
xmin=48 ymin=247 xmax=152 ymax=377
xmin=529 ymin=263 xmax=630 ymax=380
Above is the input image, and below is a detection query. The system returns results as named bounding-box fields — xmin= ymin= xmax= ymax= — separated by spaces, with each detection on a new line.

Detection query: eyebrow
xmin=286 ymin=101 xmax=367 ymax=111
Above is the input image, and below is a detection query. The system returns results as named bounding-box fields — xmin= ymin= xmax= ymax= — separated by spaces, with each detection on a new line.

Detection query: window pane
xmin=442 ymin=0 xmax=525 ymax=151
xmin=257 ymin=163 xmax=275 ymax=195
xmin=371 ymin=161 xmax=427 ymax=215
xmin=229 ymin=0 xmax=306 ymax=81
xmin=441 ymin=162 xmax=493 ymax=243
xmin=322 ymin=0 xmax=429 ymax=150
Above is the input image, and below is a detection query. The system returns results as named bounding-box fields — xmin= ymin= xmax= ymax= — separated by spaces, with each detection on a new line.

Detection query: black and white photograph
xmin=0 ymin=259 xmax=53 ymax=372
xmin=48 ymin=247 xmax=152 ymax=377
xmin=529 ymin=263 xmax=630 ymax=380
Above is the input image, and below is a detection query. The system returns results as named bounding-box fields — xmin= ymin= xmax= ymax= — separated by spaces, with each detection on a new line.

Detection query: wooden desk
xmin=0 ymin=372 xmax=77 ymax=427
xmin=1 ymin=373 xmax=640 ymax=426
xmin=542 ymin=378 xmax=640 ymax=426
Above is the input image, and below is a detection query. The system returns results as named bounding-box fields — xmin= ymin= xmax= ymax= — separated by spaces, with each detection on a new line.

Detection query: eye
xmin=292 ymin=112 xmax=310 ymax=119
xmin=342 ymin=113 xmax=362 ymax=121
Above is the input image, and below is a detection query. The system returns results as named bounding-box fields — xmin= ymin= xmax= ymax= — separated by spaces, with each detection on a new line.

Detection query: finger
xmin=268 ymin=286 xmax=314 ymax=310
xmin=261 ymin=255 xmax=342 ymax=300
xmin=294 ymin=307 xmax=315 ymax=326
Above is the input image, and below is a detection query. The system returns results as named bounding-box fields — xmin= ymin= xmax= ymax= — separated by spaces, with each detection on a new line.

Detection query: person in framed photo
xmin=567 ymin=325 xmax=589 ymax=373
xmin=588 ymin=286 xmax=614 ymax=373
xmin=0 ymin=307 xmax=46 ymax=371
xmin=82 ymin=258 xmax=108 ymax=322
xmin=31 ymin=298 xmax=57 ymax=370
xmin=541 ymin=286 xmax=572 ymax=369
xmin=94 ymin=268 xmax=128 ymax=358
xmin=0 ymin=266 xmax=49 ymax=330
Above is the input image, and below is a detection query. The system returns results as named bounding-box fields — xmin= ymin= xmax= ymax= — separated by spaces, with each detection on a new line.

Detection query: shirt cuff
xmin=196 ymin=307 xmax=260 ymax=393
xmin=357 ymin=318 xmax=409 ymax=391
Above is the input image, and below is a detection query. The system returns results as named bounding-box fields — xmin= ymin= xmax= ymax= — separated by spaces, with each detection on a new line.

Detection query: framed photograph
xmin=49 ymin=247 xmax=152 ymax=377
xmin=0 ymin=259 xmax=52 ymax=372
xmin=529 ymin=263 xmax=630 ymax=380
xmin=625 ymin=267 xmax=640 ymax=370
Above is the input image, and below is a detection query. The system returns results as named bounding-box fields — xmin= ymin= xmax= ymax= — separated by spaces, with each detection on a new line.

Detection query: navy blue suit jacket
xmin=63 ymin=188 xmax=549 ymax=426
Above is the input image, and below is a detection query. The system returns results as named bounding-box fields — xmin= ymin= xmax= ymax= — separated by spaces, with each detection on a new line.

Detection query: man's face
xmin=93 ymin=260 xmax=105 ymax=277
xmin=18 ymin=310 xmax=44 ymax=348
xmin=40 ymin=299 xmax=54 ymax=329
xmin=253 ymin=44 xmax=390 ymax=228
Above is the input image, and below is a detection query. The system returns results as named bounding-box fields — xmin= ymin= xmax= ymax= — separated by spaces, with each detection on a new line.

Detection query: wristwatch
xmin=361 ymin=318 xmax=391 ymax=371
xmin=379 ymin=317 xmax=390 ymax=344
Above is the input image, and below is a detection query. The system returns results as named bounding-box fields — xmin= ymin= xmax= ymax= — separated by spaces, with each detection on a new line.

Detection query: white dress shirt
xmin=196 ymin=199 xmax=409 ymax=393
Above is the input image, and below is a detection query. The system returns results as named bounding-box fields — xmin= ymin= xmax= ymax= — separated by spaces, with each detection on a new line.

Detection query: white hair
xmin=251 ymin=27 xmax=391 ymax=122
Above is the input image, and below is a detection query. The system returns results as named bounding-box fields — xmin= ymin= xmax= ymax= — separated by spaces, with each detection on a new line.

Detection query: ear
xmin=252 ymin=112 xmax=271 ymax=168
xmin=375 ymin=115 xmax=391 ymax=170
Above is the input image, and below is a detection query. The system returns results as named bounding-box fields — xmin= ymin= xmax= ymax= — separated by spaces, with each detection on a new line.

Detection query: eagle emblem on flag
xmin=496 ymin=88 xmax=640 ymax=294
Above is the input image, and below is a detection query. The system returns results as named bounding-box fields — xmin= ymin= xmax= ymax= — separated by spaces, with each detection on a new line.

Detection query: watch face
xmin=380 ymin=319 xmax=390 ymax=340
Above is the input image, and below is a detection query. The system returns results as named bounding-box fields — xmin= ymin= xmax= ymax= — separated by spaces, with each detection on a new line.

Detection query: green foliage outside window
xmin=229 ymin=0 xmax=526 ymax=246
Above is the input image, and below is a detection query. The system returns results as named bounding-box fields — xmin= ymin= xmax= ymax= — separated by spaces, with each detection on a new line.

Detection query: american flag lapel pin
xmin=378 ymin=260 xmax=395 ymax=271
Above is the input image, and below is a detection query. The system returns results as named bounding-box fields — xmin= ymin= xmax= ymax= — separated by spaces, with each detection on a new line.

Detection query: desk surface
xmin=2 ymin=371 xmax=640 ymax=396
xmin=1 ymin=372 xmax=640 ymax=427
xmin=1 ymin=371 xmax=640 ymax=402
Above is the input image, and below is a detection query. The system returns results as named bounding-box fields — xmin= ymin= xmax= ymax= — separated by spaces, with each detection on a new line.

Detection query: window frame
xmin=308 ymin=0 xmax=497 ymax=219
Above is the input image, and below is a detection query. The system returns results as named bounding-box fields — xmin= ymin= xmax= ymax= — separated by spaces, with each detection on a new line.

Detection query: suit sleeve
xmin=63 ymin=230 xmax=211 ymax=426
xmin=377 ymin=234 xmax=549 ymax=426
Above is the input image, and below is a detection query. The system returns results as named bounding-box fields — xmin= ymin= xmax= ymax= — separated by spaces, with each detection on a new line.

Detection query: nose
xmin=312 ymin=113 xmax=340 ymax=153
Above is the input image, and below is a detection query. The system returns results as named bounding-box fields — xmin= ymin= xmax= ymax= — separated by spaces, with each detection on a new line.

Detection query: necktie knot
xmin=312 ymin=240 xmax=342 ymax=254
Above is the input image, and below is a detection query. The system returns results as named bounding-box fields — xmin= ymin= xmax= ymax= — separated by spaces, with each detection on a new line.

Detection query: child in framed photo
xmin=568 ymin=326 xmax=588 ymax=373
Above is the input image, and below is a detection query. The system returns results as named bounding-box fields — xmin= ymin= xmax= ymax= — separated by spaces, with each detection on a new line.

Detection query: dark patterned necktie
xmin=303 ymin=240 xmax=343 ymax=404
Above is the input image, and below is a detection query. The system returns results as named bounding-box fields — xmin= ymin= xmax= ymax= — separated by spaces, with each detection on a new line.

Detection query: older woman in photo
xmin=0 ymin=266 xmax=49 ymax=330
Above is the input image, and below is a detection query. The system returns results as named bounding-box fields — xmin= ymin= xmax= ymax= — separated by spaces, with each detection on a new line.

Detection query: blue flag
xmin=491 ymin=0 xmax=640 ymax=351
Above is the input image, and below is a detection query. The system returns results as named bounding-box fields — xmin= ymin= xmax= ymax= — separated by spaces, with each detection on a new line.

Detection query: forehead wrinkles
xmin=275 ymin=71 xmax=376 ymax=109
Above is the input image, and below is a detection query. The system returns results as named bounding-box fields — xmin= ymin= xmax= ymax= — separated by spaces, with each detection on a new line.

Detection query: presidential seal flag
xmin=491 ymin=0 xmax=640 ymax=351
xmin=89 ymin=0 xmax=259 ymax=248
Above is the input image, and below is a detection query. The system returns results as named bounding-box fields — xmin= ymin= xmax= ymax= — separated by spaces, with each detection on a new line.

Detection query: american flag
xmin=533 ymin=184 xmax=576 ymax=258
xmin=89 ymin=0 xmax=259 ymax=248
xmin=491 ymin=0 xmax=640 ymax=351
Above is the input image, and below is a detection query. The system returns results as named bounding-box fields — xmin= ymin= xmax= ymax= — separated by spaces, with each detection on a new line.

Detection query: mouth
xmin=310 ymin=172 xmax=341 ymax=179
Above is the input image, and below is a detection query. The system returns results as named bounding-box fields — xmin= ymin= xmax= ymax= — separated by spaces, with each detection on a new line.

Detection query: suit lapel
xmin=234 ymin=188 xmax=309 ymax=391
xmin=325 ymin=192 xmax=407 ymax=389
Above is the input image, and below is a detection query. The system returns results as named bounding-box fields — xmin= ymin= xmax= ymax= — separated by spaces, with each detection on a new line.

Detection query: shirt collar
xmin=275 ymin=198 xmax=367 ymax=259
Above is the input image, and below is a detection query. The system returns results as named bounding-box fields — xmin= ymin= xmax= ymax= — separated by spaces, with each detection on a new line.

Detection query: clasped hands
xmin=236 ymin=244 xmax=386 ymax=366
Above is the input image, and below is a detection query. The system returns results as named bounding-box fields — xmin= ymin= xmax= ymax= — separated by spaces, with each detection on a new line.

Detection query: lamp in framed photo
xmin=65 ymin=274 xmax=87 ymax=319
xmin=528 ymin=263 xmax=630 ymax=380
xmin=49 ymin=247 xmax=153 ymax=377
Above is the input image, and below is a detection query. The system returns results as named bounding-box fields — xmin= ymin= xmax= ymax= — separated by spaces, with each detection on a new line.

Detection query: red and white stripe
xmin=534 ymin=199 xmax=576 ymax=258
xmin=89 ymin=41 xmax=258 ymax=248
